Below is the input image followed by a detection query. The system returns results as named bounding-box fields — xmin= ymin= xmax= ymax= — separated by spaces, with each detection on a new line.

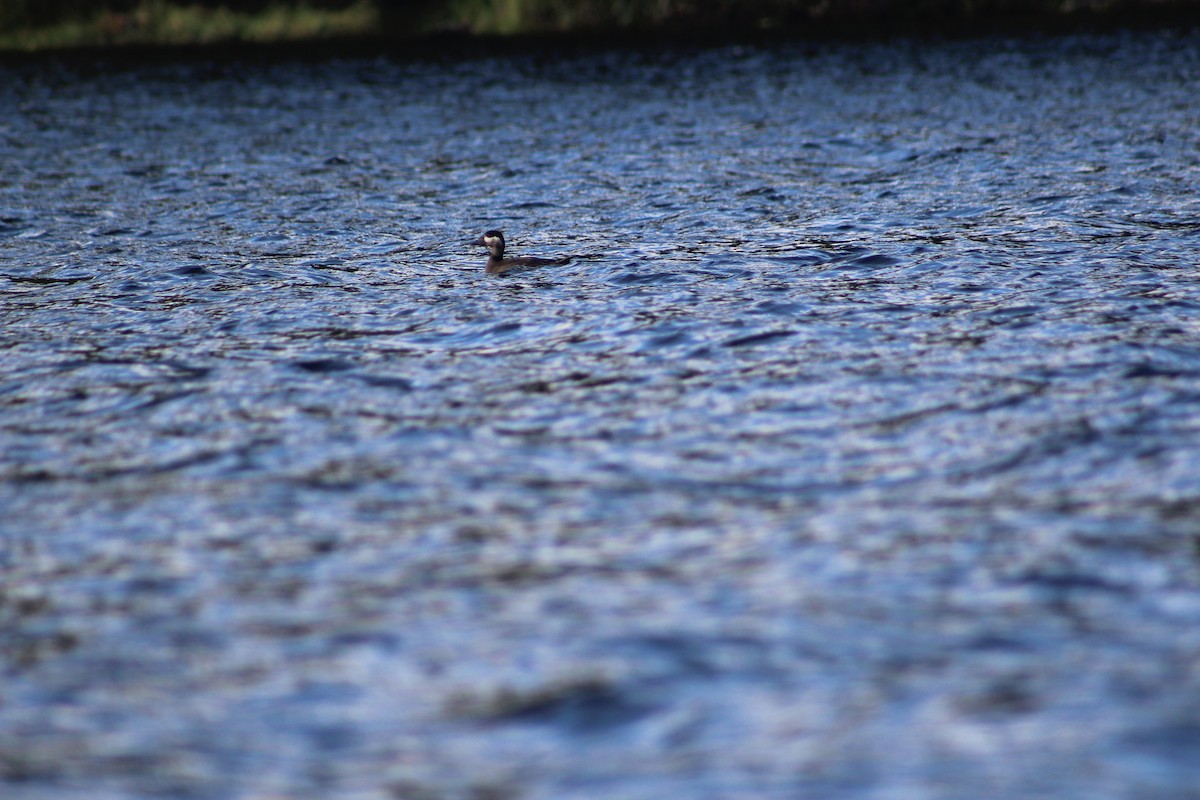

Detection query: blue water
xmin=2 ymin=31 xmax=1200 ymax=799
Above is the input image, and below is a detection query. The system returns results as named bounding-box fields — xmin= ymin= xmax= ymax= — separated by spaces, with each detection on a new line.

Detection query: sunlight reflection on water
xmin=2 ymin=30 xmax=1200 ymax=800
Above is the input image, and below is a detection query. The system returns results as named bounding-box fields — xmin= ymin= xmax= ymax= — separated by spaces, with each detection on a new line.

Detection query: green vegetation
xmin=0 ymin=0 xmax=1194 ymax=51
xmin=424 ymin=0 xmax=1189 ymax=36
xmin=0 ymin=0 xmax=380 ymax=50
xmin=446 ymin=0 xmax=1200 ymax=36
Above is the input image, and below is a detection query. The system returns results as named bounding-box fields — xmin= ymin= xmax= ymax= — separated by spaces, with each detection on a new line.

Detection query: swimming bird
xmin=473 ymin=230 xmax=569 ymax=274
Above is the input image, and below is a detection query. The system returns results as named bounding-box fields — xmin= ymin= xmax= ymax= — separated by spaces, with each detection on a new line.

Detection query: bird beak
xmin=471 ymin=235 xmax=486 ymax=246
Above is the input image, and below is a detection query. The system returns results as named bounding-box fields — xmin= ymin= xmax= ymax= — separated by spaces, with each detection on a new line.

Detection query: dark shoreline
xmin=1 ymin=5 xmax=1197 ymax=66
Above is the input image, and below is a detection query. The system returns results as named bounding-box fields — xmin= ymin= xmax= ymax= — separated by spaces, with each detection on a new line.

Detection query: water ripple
xmin=2 ymin=30 xmax=1200 ymax=800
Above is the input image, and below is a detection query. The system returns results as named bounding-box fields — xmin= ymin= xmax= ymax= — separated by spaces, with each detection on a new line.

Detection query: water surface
xmin=2 ymin=31 xmax=1200 ymax=799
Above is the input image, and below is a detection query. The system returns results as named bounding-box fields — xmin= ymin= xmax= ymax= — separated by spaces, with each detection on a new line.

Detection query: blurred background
xmin=1 ymin=0 xmax=1197 ymax=49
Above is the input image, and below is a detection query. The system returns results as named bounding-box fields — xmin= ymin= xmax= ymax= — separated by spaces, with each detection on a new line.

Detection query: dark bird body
xmin=473 ymin=230 xmax=569 ymax=274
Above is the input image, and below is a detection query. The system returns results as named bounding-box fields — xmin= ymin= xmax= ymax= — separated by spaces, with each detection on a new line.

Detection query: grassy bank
xmin=428 ymin=0 xmax=1200 ymax=36
xmin=0 ymin=0 xmax=1196 ymax=51
xmin=0 ymin=1 xmax=382 ymax=50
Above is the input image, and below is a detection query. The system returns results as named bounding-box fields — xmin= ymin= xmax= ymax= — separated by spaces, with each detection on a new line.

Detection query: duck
xmin=473 ymin=230 xmax=570 ymax=274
